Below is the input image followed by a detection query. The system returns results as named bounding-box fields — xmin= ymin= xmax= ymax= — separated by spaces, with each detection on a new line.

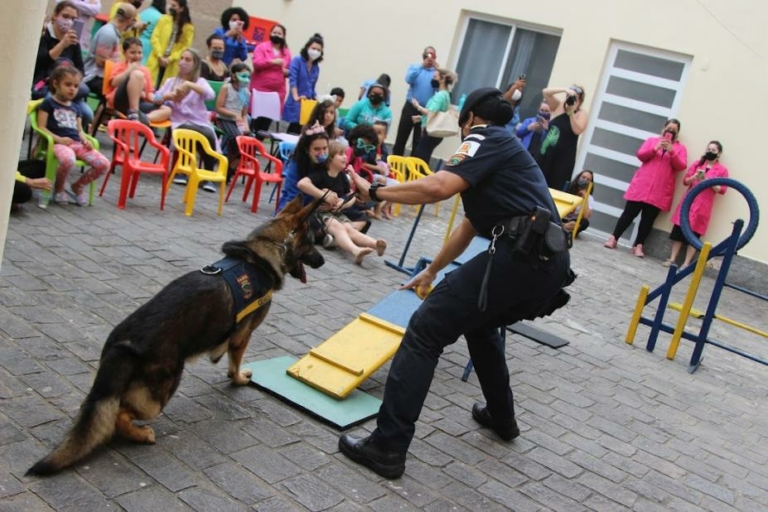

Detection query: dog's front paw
xmin=231 ymin=368 xmax=252 ymax=386
xmin=140 ymin=425 xmax=156 ymax=445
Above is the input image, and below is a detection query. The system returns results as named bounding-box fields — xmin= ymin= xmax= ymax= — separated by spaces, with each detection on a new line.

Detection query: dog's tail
xmin=27 ymin=345 xmax=134 ymax=476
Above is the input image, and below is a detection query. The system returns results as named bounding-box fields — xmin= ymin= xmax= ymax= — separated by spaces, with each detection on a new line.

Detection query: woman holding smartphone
xmin=605 ymin=119 xmax=687 ymax=257
xmin=663 ymin=141 xmax=728 ymax=267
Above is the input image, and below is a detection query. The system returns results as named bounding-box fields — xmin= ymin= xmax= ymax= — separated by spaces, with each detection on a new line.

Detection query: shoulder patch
xmin=455 ymin=140 xmax=481 ymax=158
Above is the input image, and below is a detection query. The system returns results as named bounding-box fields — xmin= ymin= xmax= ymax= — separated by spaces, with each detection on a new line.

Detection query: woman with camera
xmin=605 ymin=119 xmax=687 ymax=257
xmin=535 ymin=85 xmax=589 ymax=191
xmin=663 ymin=141 xmax=728 ymax=267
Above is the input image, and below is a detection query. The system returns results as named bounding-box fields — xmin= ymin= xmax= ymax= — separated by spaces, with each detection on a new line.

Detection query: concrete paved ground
xmin=2 ymin=144 xmax=767 ymax=511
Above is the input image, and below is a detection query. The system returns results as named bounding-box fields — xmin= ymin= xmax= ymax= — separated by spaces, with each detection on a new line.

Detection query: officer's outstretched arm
xmin=349 ymin=168 xmax=468 ymax=205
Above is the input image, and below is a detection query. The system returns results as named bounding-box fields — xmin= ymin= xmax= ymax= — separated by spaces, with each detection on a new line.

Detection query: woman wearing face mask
xmin=663 ymin=141 xmax=728 ymax=268
xmin=516 ymin=101 xmax=551 ymax=155
xmin=212 ymin=7 xmax=249 ymax=66
xmin=339 ymin=87 xmax=573 ymax=480
xmin=283 ymin=33 xmax=324 ymax=134
xmin=411 ymin=68 xmax=457 ymax=165
xmin=276 ymin=125 xmax=331 ymax=212
xmin=55 ymin=0 xmax=101 ymax=51
xmin=344 ymin=84 xmax=392 ymax=131
xmin=605 ymin=119 xmax=688 ymax=257
xmin=34 ymin=2 xmax=94 ymax=126
xmin=251 ymin=23 xmax=291 ymax=134
xmin=138 ymin=0 xmax=165 ymax=66
xmin=200 ymin=34 xmax=230 ymax=81
xmin=536 ymin=84 xmax=590 ymax=191
xmin=147 ymin=0 xmax=194 ymax=87
xmin=562 ymin=170 xmax=595 ymax=235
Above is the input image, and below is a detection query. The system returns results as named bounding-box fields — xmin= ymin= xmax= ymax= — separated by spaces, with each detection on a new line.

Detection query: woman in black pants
xmin=604 ymin=119 xmax=687 ymax=257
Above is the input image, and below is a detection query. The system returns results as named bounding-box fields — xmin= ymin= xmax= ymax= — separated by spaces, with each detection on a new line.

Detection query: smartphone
xmin=518 ymin=74 xmax=527 ymax=81
xmin=536 ymin=116 xmax=545 ymax=124
xmin=72 ymin=19 xmax=85 ymax=39
xmin=663 ymin=132 xmax=673 ymax=142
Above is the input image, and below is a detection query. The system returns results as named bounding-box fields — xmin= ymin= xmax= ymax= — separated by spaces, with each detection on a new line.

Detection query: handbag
xmin=426 ymin=107 xmax=460 ymax=138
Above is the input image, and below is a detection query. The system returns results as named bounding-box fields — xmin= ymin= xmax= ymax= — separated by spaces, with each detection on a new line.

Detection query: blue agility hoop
xmin=680 ymin=178 xmax=759 ymax=252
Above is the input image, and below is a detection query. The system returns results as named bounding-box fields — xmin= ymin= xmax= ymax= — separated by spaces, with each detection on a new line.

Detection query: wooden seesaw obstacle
xmin=625 ymin=178 xmax=764 ymax=373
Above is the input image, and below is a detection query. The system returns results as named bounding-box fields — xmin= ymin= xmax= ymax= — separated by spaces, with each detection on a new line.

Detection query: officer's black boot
xmin=338 ymin=434 xmax=405 ymax=479
xmin=472 ymin=402 xmax=520 ymax=441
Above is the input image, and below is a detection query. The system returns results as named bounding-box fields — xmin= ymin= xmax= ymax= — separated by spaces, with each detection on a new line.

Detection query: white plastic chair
xmin=250 ymin=90 xmax=282 ymax=128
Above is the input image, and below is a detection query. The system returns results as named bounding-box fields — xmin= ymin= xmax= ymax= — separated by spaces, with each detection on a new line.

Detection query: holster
xmin=502 ymin=207 xmax=569 ymax=260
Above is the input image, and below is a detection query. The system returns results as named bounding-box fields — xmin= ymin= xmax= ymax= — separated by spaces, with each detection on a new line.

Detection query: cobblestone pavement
xmin=2 ymin=144 xmax=767 ymax=510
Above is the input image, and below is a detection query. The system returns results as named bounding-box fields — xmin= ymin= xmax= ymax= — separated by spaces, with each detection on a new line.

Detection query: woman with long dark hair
xmin=276 ymin=125 xmax=330 ymax=212
xmin=283 ymin=33 xmax=324 ymax=134
xmin=250 ymin=23 xmax=291 ymax=133
xmin=147 ymin=0 xmax=194 ymax=87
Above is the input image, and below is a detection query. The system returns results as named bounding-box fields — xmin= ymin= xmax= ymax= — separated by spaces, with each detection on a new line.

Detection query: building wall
xmin=237 ymin=0 xmax=767 ymax=264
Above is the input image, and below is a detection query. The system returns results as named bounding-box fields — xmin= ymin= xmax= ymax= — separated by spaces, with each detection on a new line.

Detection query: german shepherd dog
xmin=27 ymin=197 xmax=325 ymax=476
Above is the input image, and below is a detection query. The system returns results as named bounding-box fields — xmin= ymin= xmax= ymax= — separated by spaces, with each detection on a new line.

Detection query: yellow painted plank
xmin=549 ymin=189 xmax=583 ymax=219
xmin=287 ymin=314 xmax=405 ymax=399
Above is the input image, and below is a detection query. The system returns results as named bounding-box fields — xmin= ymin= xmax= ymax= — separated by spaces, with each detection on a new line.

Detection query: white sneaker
xmin=322 ymin=234 xmax=337 ymax=249
xmin=173 ymin=175 xmax=188 ymax=185
xmin=54 ymin=192 xmax=69 ymax=204
xmin=201 ymin=182 xmax=216 ymax=193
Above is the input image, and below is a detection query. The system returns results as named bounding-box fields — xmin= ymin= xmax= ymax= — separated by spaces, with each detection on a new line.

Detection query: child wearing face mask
xmin=298 ymin=141 xmax=387 ymax=265
xmin=215 ymin=62 xmax=252 ymax=179
xmin=663 ymin=141 xmax=729 ymax=268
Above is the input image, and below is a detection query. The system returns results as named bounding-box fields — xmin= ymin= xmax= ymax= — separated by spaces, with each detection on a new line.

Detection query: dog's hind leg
xmin=115 ymin=408 xmax=156 ymax=445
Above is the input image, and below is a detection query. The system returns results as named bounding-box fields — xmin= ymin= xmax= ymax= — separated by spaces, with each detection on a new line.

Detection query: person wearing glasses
xmin=536 ymin=84 xmax=589 ymax=191
xmin=392 ymin=46 xmax=438 ymax=156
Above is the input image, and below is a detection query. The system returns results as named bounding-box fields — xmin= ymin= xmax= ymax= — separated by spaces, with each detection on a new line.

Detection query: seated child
xmin=298 ymin=141 xmax=387 ymax=265
xmin=370 ymin=120 xmax=398 ymax=219
xmin=562 ymin=170 xmax=594 ymax=235
xmin=346 ymin=124 xmax=395 ymax=220
xmin=36 ymin=66 xmax=110 ymax=206
xmin=215 ymin=62 xmax=252 ymax=178
xmin=106 ymin=37 xmax=163 ymax=124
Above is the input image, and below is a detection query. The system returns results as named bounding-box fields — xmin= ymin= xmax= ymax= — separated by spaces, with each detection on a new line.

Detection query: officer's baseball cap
xmin=458 ymin=87 xmax=505 ymax=127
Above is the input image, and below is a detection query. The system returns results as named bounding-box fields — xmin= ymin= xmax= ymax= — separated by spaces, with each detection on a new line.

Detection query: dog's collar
xmin=258 ymin=230 xmax=296 ymax=254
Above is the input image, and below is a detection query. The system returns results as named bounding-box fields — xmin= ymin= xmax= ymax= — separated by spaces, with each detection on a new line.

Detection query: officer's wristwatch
xmin=369 ymin=182 xmax=384 ymax=202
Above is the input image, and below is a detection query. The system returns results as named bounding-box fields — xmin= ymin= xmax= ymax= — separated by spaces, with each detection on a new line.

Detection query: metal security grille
xmin=575 ymin=43 xmax=692 ymax=244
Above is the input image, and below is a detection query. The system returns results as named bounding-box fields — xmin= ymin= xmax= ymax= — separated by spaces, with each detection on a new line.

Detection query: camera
xmin=565 ymin=95 xmax=576 ymax=106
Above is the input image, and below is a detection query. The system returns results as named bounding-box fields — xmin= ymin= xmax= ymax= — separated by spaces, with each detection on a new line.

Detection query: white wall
xmin=240 ymin=1 xmax=767 ymax=262
xmin=0 ymin=0 xmax=50 ymax=269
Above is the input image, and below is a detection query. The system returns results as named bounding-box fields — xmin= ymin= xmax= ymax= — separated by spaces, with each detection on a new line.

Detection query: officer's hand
xmin=400 ymin=267 xmax=437 ymax=300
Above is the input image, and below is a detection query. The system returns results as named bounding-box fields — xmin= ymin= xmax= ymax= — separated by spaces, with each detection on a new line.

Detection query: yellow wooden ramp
xmin=550 ymin=189 xmax=583 ymax=219
xmin=287 ymin=313 xmax=406 ymax=399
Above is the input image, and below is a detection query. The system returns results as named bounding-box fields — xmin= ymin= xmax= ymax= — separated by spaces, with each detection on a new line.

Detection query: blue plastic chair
xmin=270 ymin=141 xmax=296 ymax=203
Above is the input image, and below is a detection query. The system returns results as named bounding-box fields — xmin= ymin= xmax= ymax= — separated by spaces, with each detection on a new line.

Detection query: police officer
xmin=339 ymin=87 xmax=573 ymax=479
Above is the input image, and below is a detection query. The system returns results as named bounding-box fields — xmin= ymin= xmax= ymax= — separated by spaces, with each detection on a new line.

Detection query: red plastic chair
xmin=102 ymin=119 xmax=171 ymax=210
xmin=226 ymin=136 xmax=283 ymax=213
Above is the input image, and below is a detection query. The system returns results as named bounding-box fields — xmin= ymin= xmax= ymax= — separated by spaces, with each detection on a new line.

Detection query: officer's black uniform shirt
xmin=444 ymin=125 xmax=559 ymax=237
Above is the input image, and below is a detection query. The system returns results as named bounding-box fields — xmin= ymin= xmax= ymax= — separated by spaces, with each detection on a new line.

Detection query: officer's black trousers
xmin=371 ymin=238 xmax=570 ymax=453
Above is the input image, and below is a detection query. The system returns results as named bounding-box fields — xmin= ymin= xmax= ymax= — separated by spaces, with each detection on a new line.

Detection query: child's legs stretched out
xmin=52 ymin=144 xmax=78 ymax=193
xmin=325 ymin=218 xmax=361 ymax=256
xmin=70 ymin=144 xmax=110 ymax=191
xmin=345 ymin=224 xmax=386 ymax=255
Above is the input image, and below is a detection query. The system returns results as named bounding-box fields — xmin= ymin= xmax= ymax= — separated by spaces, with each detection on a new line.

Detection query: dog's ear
xmin=222 ymin=240 xmax=255 ymax=260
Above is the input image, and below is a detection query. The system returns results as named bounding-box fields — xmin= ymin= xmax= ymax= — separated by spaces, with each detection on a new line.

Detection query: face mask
xmin=703 ymin=151 xmax=718 ymax=161
xmin=430 ymin=79 xmax=440 ymax=89
xmin=236 ymin=73 xmax=250 ymax=84
xmin=55 ymin=18 xmax=74 ymax=32
xmin=511 ymin=89 xmax=522 ymax=102
xmin=538 ymin=111 xmax=550 ymax=120
xmin=229 ymin=20 xmax=241 ymax=31
xmin=270 ymin=35 xmax=283 ymax=45
xmin=369 ymin=94 xmax=383 ymax=106
xmin=168 ymin=7 xmax=177 ymax=16
xmin=307 ymin=49 xmax=322 ymax=61
xmin=210 ymin=49 xmax=224 ymax=60
xmin=577 ymin=178 xmax=590 ymax=188
xmin=177 ymin=60 xmax=192 ymax=74
xmin=312 ymin=153 xmax=328 ymax=164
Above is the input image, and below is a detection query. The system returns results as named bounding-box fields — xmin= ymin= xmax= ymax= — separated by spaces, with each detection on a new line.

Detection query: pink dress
xmin=250 ymin=42 xmax=291 ymax=112
xmin=624 ymin=136 xmax=688 ymax=211
xmin=670 ymin=162 xmax=729 ymax=235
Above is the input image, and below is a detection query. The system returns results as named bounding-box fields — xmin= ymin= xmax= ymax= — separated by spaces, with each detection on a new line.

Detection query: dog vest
xmin=202 ymin=256 xmax=273 ymax=325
